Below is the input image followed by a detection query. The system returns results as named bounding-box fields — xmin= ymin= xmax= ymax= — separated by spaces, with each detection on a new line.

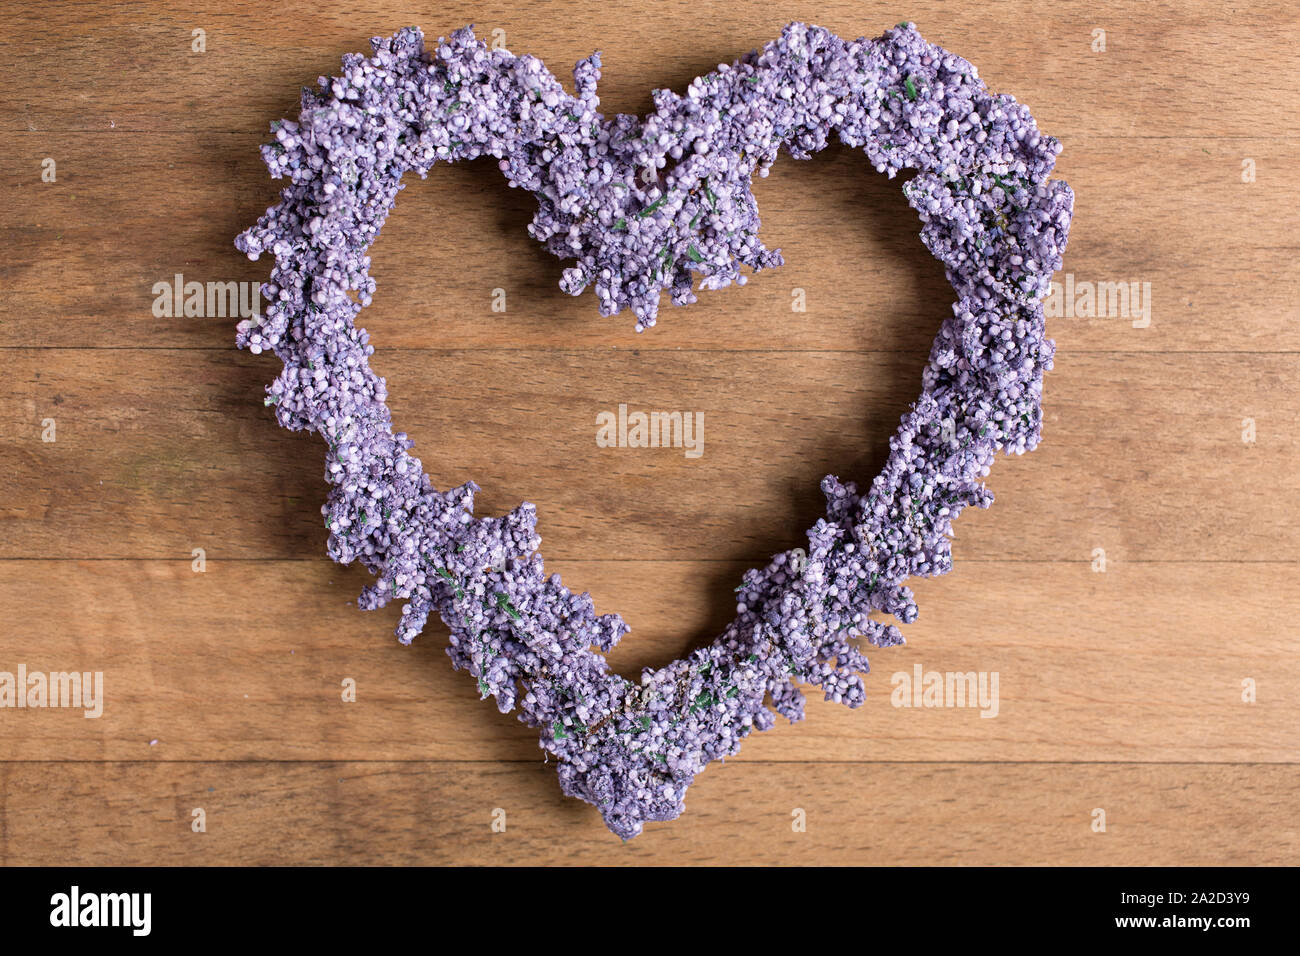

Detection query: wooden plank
xmin=1 ymin=349 xmax=1294 ymax=561
xmin=0 ymin=558 xmax=1293 ymax=762
xmin=0 ymin=759 xmax=1293 ymax=865
xmin=2 ymin=136 xmax=1295 ymax=353
xmin=2 ymin=1 xmax=1297 ymax=139
xmin=1 ymin=0 xmax=1296 ymax=867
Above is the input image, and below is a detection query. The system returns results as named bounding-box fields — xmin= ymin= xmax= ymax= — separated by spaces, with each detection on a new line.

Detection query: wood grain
xmin=0 ymin=559 xmax=1294 ymax=763
xmin=3 ymin=350 xmax=1296 ymax=562
xmin=0 ymin=761 xmax=1294 ymax=866
xmin=3 ymin=136 xmax=1296 ymax=352
xmin=1 ymin=0 xmax=1297 ymax=865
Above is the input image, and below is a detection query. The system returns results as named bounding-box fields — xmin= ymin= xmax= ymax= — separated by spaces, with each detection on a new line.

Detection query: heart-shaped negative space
xmin=236 ymin=21 xmax=1073 ymax=839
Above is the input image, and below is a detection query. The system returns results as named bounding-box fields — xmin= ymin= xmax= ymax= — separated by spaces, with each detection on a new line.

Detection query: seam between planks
xmin=0 ymin=759 xmax=1295 ymax=766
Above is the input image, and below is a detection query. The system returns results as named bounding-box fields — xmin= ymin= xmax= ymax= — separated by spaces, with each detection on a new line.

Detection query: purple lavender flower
xmin=236 ymin=21 xmax=1073 ymax=839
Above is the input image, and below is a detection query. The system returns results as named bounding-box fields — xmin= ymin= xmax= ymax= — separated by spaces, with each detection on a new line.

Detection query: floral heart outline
xmin=236 ymin=21 xmax=1073 ymax=839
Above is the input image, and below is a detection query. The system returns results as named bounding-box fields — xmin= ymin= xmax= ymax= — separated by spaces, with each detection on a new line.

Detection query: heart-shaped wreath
xmin=236 ymin=21 xmax=1073 ymax=839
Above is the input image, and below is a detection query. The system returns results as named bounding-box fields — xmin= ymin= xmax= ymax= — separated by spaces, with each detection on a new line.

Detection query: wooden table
xmin=1 ymin=0 xmax=1296 ymax=865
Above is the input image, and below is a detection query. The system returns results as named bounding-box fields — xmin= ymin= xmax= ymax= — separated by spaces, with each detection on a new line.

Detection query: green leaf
xmin=637 ymin=194 xmax=669 ymax=218
xmin=690 ymin=691 xmax=715 ymax=713
xmin=433 ymin=567 xmax=463 ymax=599
xmin=687 ymin=245 xmax=704 ymax=263
xmin=657 ymin=244 xmax=674 ymax=276
xmin=904 ymin=76 xmax=919 ymax=101
xmin=495 ymin=592 xmax=522 ymax=622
